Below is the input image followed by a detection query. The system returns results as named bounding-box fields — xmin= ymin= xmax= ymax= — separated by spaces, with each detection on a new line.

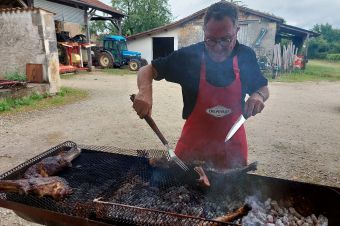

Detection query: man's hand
xmin=244 ymin=86 xmax=269 ymax=118
xmin=133 ymin=65 xmax=155 ymax=118
xmin=244 ymin=93 xmax=265 ymax=118
xmin=133 ymin=92 xmax=152 ymax=119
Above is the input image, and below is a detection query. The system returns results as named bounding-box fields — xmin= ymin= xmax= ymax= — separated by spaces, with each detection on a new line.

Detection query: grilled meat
xmin=23 ymin=147 xmax=81 ymax=178
xmin=213 ymin=204 xmax=252 ymax=224
xmin=194 ymin=166 xmax=210 ymax=188
xmin=0 ymin=176 xmax=72 ymax=200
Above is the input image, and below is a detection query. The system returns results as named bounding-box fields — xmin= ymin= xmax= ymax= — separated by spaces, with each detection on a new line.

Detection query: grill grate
xmin=0 ymin=142 xmax=239 ymax=225
xmin=1 ymin=142 xmax=340 ymax=226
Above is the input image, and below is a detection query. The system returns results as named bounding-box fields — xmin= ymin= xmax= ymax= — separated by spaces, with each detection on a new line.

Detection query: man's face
xmin=204 ymin=16 xmax=239 ymax=57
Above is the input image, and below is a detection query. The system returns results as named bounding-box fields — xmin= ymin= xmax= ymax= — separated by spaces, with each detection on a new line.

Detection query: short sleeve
xmin=151 ymin=49 xmax=185 ymax=84
xmin=239 ymin=47 xmax=268 ymax=95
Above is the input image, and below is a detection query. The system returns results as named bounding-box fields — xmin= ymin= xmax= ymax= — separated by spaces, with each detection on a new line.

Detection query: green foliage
xmin=308 ymin=23 xmax=340 ymax=59
xmin=103 ymin=67 xmax=136 ymax=76
xmin=4 ymin=70 xmax=26 ymax=81
xmin=112 ymin=0 xmax=172 ymax=36
xmin=0 ymin=93 xmax=41 ymax=112
xmin=326 ymin=54 xmax=340 ymax=61
xmin=0 ymin=87 xmax=88 ymax=113
xmin=89 ymin=21 xmax=117 ymax=37
xmin=268 ymin=60 xmax=340 ymax=82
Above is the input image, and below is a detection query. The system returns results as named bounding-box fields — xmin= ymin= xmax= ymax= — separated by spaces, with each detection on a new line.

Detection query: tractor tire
xmin=128 ymin=59 xmax=141 ymax=71
xmin=141 ymin=58 xmax=148 ymax=67
xmin=98 ymin=52 xmax=114 ymax=68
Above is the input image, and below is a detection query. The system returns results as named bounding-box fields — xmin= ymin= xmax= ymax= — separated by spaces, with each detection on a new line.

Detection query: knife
xmin=225 ymin=114 xmax=247 ymax=142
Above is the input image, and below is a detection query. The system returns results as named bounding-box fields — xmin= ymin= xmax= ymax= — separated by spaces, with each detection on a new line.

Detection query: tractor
xmin=93 ymin=35 xmax=147 ymax=71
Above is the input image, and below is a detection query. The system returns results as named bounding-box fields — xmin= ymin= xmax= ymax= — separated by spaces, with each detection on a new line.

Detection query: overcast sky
xmin=101 ymin=0 xmax=340 ymax=29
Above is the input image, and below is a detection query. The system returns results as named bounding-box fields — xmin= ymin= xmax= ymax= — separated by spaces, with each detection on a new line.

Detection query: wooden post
xmin=118 ymin=19 xmax=122 ymax=36
xmin=27 ymin=0 xmax=33 ymax=7
xmin=304 ymin=33 xmax=310 ymax=59
xmin=84 ymin=9 xmax=92 ymax=69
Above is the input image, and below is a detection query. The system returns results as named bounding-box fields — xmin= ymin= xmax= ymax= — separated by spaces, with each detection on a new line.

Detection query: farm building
xmin=0 ymin=0 xmax=124 ymax=93
xmin=127 ymin=2 xmax=318 ymax=64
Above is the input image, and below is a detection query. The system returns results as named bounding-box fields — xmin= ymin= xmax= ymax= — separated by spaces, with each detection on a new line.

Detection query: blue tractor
xmin=93 ymin=35 xmax=147 ymax=71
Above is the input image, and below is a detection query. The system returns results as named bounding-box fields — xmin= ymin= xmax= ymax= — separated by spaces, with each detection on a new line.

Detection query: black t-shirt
xmin=152 ymin=41 xmax=268 ymax=119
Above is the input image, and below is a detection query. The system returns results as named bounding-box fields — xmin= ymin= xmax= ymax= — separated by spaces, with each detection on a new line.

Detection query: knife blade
xmin=225 ymin=114 xmax=246 ymax=142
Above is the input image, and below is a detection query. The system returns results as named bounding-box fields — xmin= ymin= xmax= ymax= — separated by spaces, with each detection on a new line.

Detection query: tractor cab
xmin=96 ymin=35 xmax=145 ymax=71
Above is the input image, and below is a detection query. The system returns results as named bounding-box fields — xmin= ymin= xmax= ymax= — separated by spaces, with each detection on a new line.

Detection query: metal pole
xmin=84 ymin=9 xmax=92 ymax=69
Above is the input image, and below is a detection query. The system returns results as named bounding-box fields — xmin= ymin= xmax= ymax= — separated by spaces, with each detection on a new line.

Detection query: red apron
xmin=175 ymin=53 xmax=248 ymax=169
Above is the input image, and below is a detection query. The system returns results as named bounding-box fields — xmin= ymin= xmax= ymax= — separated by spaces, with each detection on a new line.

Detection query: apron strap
xmin=232 ymin=56 xmax=240 ymax=80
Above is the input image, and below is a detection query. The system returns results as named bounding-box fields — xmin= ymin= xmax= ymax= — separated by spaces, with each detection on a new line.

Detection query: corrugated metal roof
xmin=34 ymin=0 xmax=85 ymax=25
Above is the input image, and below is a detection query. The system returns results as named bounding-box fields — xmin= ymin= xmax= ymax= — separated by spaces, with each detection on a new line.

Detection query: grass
xmin=102 ymin=67 xmax=136 ymax=76
xmin=269 ymin=60 xmax=340 ymax=82
xmin=0 ymin=87 xmax=88 ymax=115
xmin=4 ymin=70 xmax=26 ymax=81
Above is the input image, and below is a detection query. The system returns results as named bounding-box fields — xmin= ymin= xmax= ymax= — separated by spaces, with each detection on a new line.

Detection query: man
xmin=133 ymin=2 xmax=269 ymax=169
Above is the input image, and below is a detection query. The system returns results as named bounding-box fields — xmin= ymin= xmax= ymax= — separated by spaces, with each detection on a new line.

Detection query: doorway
xmin=152 ymin=37 xmax=174 ymax=60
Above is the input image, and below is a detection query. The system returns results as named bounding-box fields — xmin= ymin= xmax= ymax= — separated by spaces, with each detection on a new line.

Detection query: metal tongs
xmin=130 ymin=94 xmax=189 ymax=171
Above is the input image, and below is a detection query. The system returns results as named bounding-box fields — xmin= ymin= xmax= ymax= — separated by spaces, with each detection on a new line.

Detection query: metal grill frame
xmin=0 ymin=142 xmax=239 ymax=226
xmin=0 ymin=141 xmax=339 ymax=226
xmin=93 ymin=198 xmax=239 ymax=226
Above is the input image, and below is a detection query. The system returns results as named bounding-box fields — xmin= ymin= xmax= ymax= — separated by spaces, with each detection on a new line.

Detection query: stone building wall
xmin=177 ymin=13 xmax=277 ymax=58
xmin=0 ymin=8 xmax=60 ymax=93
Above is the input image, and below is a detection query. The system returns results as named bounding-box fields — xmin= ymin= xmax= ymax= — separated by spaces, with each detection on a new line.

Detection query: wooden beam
xmin=17 ymin=0 xmax=28 ymax=7
xmin=84 ymin=9 xmax=92 ymax=69
xmin=27 ymin=0 xmax=33 ymax=7
xmin=88 ymin=9 xmax=97 ymax=20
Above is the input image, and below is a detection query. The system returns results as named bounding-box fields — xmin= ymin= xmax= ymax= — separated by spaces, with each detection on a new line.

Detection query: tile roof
xmin=78 ymin=0 xmax=124 ymax=16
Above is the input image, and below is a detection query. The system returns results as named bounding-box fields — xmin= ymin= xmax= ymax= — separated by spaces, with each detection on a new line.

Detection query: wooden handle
xmin=130 ymin=94 xmax=168 ymax=146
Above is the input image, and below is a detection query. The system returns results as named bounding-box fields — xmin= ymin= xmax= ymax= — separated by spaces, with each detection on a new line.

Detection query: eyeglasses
xmin=204 ymin=37 xmax=234 ymax=47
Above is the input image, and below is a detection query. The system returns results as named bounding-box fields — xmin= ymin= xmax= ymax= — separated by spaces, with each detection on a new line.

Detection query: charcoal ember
xmin=311 ymin=214 xmax=318 ymax=224
xmin=297 ymin=219 xmax=304 ymax=225
xmin=267 ymin=214 xmax=274 ymax=223
xmin=275 ymin=219 xmax=285 ymax=226
xmin=317 ymin=215 xmax=328 ymax=226
xmin=289 ymin=207 xmax=304 ymax=219
xmin=242 ymin=196 xmax=329 ymax=226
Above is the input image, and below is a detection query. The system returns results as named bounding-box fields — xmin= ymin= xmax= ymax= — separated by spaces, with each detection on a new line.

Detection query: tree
xmin=111 ymin=0 xmax=172 ymax=36
xmin=89 ymin=20 xmax=117 ymax=40
xmin=308 ymin=23 xmax=340 ymax=59
xmin=226 ymin=0 xmax=246 ymax=6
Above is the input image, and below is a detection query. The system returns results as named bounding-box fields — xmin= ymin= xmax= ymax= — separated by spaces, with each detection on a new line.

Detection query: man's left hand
xmin=244 ymin=93 xmax=265 ymax=118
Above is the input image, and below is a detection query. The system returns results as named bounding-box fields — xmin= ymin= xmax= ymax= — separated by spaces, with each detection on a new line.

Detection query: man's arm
xmin=133 ymin=65 xmax=158 ymax=118
xmin=244 ymin=86 xmax=269 ymax=118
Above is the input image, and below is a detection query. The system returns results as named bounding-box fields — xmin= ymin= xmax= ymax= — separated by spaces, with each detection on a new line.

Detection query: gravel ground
xmin=0 ymin=72 xmax=339 ymax=225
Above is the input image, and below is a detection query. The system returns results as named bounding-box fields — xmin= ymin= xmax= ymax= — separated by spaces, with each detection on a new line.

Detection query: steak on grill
xmin=23 ymin=147 xmax=81 ymax=178
xmin=0 ymin=176 xmax=72 ymax=199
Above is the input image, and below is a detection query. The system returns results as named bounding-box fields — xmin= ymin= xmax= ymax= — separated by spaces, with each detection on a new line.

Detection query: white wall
xmin=127 ymin=28 xmax=181 ymax=64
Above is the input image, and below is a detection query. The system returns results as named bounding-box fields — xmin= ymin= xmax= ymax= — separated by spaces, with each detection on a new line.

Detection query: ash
xmin=241 ymin=196 xmax=328 ymax=226
xmin=108 ymin=176 xmax=329 ymax=225
xmin=109 ymin=175 xmax=243 ymax=219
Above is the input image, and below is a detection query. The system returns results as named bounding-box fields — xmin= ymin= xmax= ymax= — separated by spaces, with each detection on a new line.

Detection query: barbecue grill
xmin=0 ymin=141 xmax=339 ymax=226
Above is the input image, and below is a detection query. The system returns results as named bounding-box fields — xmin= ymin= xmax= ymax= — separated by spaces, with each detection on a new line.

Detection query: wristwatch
xmin=255 ymin=90 xmax=265 ymax=101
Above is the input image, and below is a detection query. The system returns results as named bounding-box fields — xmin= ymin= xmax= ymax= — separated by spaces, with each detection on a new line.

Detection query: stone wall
xmin=177 ymin=13 xmax=277 ymax=58
xmin=178 ymin=16 xmax=204 ymax=49
xmin=0 ymin=8 xmax=60 ymax=93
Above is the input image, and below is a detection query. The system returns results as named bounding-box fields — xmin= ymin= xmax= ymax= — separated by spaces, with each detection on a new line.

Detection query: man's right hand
xmin=133 ymin=64 xmax=156 ymax=118
xmin=133 ymin=92 xmax=152 ymax=119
